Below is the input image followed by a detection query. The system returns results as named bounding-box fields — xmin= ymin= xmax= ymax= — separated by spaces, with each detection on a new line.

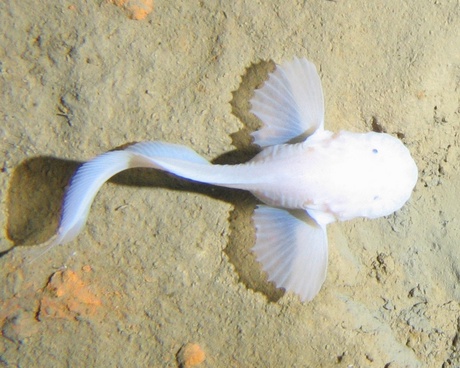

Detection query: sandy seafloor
xmin=1 ymin=0 xmax=460 ymax=367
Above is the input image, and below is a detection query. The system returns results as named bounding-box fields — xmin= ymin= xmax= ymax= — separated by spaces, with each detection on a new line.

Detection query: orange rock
xmin=109 ymin=0 xmax=154 ymax=20
xmin=38 ymin=270 xmax=101 ymax=321
xmin=178 ymin=343 xmax=206 ymax=368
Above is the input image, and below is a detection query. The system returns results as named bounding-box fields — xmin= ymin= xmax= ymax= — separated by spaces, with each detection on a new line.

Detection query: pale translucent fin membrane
xmin=250 ymin=58 xmax=324 ymax=147
xmin=43 ymin=142 xmax=214 ymax=250
xmin=126 ymin=142 xmax=245 ymax=187
xmin=126 ymin=141 xmax=210 ymax=165
xmin=53 ymin=150 xmax=136 ymax=247
xmin=252 ymin=205 xmax=328 ymax=302
xmin=24 ymin=233 xmax=63 ymax=264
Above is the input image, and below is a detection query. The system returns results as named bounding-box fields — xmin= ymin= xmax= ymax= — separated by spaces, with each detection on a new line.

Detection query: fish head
xmin=351 ymin=131 xmax=418 ymax=219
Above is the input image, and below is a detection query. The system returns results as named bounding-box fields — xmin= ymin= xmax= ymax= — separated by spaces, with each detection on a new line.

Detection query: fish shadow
xmin=3 ymin=59 xmax=284 ymax=302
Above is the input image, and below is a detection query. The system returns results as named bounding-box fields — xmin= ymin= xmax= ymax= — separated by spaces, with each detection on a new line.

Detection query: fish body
xmin=42 ymin=58 xmax=418 ymax=301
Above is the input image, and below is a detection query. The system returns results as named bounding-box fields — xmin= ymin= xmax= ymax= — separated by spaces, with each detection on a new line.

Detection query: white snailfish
xmin=42 ymin=58 xmax=418 ymax=301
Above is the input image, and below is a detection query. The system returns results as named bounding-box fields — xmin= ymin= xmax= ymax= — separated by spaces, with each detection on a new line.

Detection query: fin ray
xmin=46 ymin=142 xmax=214 ymax=249
xmin=252 ymin=205 xmax=328 ymax=302
xmin=250 ymin=58 xmax=324 ymax=147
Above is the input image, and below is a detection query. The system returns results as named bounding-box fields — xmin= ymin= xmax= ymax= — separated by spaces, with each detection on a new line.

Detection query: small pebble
xmin=109 ymin=0 xmax=154 ymax=20
xmin=177 ymin=343 xmax=206 ymax=368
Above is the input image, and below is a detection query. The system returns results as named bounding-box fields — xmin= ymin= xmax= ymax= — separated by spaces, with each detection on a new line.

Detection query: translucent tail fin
xmin=44 ymin=142 xmax=212 ymax=249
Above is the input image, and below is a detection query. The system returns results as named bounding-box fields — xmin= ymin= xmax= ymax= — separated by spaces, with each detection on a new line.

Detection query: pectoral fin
xmin=252 ymin=205 xmax=328 ymax=302
xmin=250 ymin=57 xmax=324 ymax=147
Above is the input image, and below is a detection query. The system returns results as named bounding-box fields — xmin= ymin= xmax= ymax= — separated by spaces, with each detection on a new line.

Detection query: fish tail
xmin=47 ymin=141 xmax=233 ymax=249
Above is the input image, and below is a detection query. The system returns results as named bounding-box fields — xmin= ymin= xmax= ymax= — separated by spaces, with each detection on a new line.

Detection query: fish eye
xmin=372 ymin=148 xmax=379 ymax=154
